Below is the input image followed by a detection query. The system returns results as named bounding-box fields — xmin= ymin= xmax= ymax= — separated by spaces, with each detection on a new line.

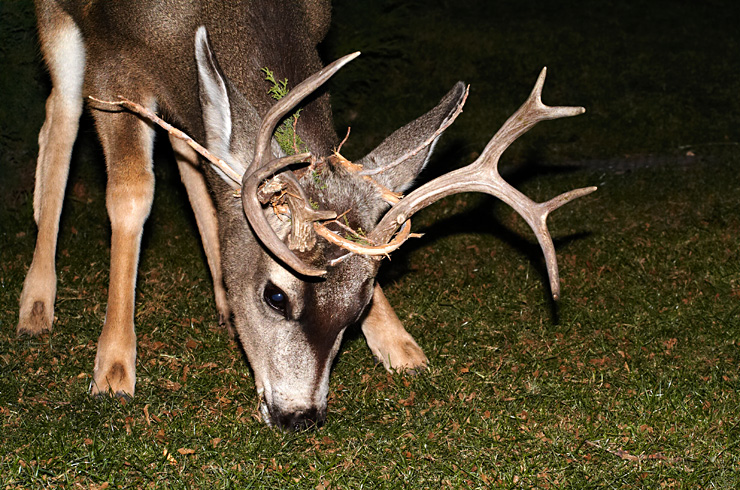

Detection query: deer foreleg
xmin=90 ymin=109 xmax=155 ymax=397
xmin=361 ymin=284 xmax=428 ymax=373
xmin=17 ymin=14 xmax=85 ymax=336
xmin=171 ymin=136 xmax=231 ymax=336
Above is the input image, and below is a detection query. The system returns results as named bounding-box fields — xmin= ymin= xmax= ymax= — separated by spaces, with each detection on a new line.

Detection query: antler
xmin=362 ymin=67 xmax=596 ymax=300
xmin=241 ymin=52 xmax=360 ymax=277
xmin=247 ymin=52 xmax=361 ymax=174
xmin=94 ymin=61 xmax=594 ymax=293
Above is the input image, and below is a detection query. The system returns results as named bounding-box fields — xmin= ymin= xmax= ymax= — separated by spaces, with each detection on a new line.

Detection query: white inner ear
xmin=417 ymin=132 xmax=441 ymax=179
xmin=195 ymin=26 xmax=242 ymax=181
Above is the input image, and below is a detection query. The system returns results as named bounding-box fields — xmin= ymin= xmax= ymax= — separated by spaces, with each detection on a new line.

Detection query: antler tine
xmin=368 ymin=67 xmax=596 ymax=300
xmin=241 ymin=52 xmax=360 ymax=277
xmin=476 ymin=67 xmax=585 ymax=169
xmin=531 ymin=185 xmax=598 ymax=297
xmin=248 ymin=51 xmax=361 ymax=174
xmin=281 ymin=173 xmax=337 ymax=252
xmin=243 ymin=153 xmax=333 ymax=276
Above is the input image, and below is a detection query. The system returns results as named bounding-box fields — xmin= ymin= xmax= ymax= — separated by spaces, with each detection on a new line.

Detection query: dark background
xmin=1 ymin=0 xmax=738 ymax=211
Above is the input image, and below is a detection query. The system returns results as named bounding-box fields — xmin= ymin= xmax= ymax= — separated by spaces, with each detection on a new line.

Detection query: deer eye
xmin=264 ymin=283 xmax=289 ymax=315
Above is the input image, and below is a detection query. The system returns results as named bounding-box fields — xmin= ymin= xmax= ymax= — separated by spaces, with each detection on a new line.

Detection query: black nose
xmin=276 ymin=408 xmax=325 ymax=431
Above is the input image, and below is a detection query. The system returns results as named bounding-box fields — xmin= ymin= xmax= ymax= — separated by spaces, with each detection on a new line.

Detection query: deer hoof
xmin=91 ymin=360 xmax=135 ymax=399
xmin=375 ymin=338 xmax=429 ymax=375
xmin=17 ymin=300 xmax=53 ymax=336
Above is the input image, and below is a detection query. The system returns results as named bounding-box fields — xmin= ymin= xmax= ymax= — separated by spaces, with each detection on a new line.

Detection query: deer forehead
xmin=303 ymin=165 xmax=388 ymax=229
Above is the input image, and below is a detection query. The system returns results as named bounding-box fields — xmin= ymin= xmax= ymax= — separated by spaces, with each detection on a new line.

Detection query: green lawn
xmin=1 ymin=1 xmax=738 ymax=488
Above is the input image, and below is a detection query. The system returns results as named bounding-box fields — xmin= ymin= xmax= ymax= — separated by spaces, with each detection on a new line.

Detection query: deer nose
xmin=275 ymin=407 xmax=325 ymax=431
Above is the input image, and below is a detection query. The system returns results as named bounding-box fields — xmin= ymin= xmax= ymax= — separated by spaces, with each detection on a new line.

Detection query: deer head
xmin=180 ymin=28 xmax=595 ymax=429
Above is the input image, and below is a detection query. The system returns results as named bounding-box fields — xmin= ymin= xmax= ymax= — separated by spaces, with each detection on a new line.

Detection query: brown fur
xmin=20 ymin=0 xmax=463 ymax=429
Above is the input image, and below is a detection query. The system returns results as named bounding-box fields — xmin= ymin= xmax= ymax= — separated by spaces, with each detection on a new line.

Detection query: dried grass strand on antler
xmin=314 ymin=219 xmax=415 ymax=257
xmin=329 ymin=153 xmax=402 ymax=204
xmin=242 ymin=152 xmax=333 ymax=276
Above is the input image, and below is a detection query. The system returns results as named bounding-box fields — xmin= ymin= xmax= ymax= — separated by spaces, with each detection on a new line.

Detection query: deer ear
xmin=356 ymin=82 xmax=466 ymax=193
xmin=195 ymin=26 xmax=233 ymax=168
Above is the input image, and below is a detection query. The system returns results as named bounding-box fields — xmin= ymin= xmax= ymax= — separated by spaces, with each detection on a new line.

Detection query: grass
xmin=1 ymin=0 xmax=739 ymax=488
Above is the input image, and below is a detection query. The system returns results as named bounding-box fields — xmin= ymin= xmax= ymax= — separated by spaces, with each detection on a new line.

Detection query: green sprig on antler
xmin=262 ymin=67 xmax=307 ymax=156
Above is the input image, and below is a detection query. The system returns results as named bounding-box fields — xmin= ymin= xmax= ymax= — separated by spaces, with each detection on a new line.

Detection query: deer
xmin=18 ymin=0 xmax=595 ymax=430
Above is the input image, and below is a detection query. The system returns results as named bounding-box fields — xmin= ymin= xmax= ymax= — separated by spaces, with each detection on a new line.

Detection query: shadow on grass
xmin=376 ymin=141 xmax=595 ymax=325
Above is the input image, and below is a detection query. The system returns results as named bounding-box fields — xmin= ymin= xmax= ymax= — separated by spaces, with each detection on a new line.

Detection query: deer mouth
xmin=258 ymin=395 xmax=325 ymax=431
